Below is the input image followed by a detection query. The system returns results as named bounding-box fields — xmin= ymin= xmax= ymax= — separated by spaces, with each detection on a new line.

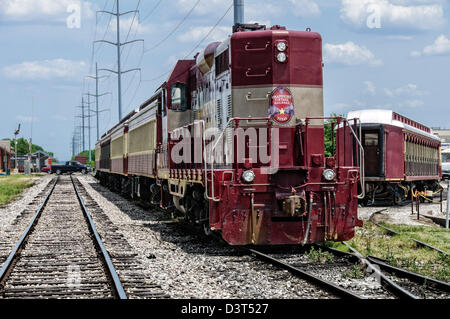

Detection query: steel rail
xmin=247 ymin=249 xmax=365 ymax=299
xmin=0 ymin=177 xmax=59 ymax=286
xmin=369 ymin=212 xmax=448 ymax=256
xmin=71 ymin=176 xmax=127 ymax=300
xmin=343 ymin=242 xmax=420 ymax=299
xmin=317 ymin=243 xmax=450 ymax=295
xmin=366 ymin=255 xmax=450 ymax=293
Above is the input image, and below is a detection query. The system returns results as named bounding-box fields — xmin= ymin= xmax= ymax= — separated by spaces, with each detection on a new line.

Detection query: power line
xmin=141 ymin=0 xmax=164 ymax=22
xmin=142 ymin=2 xmax=233 ymax=83
xmin=143 ymin=0 xmax=201 ymax=54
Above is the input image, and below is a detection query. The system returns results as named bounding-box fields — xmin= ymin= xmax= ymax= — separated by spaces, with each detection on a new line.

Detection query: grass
xmin=326 ymin=222 xmax=450 ymax=282
xmin=0 ymin=174 xmax=39 ymax=206
xmin=308 ymin=247 xmax=335 ymax=263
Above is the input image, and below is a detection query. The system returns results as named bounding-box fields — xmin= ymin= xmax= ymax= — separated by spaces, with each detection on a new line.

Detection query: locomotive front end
xmin=207 ymin=26 xmax=363 ymax=245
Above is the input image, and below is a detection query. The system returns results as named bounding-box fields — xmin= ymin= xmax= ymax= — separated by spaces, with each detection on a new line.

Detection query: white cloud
xmin=176 ymin=0 xmax=230 ymax=16
xmin=324 ymin=42 xmax=383 ymax=66
xmin=364 ymin=81 xmax=376 ymax=95
xmin=412 ymin=34 xmax=450 ymax=57
xmin=109 ymin=17 xmax=152 ymax=35
xmin=340 ymin=0 xmax=446 ymax=31
xmin=289 ymin=0 xmax=321 ymax=17
xmin=384 ymin=83 xmax=428 ymax=97
xmin=385 ymin=35 xmax=413 ymax=40
xmin=3 ymin=59 xmax=87 ymax=81
xmin=177 ymin=26 xmax=230 ymax=43
xmin=399 ymin=99 xmax=425 ymax=108
xmin=0 ymin=0 xmax=93 ymax=22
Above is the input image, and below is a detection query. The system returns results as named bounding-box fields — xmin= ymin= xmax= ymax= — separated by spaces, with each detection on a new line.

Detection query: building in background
xmin=0 ymin=141 xmax=12 ymax=173
xmin=11 ymin=151 xmax=51 ymax=173
xmin=33 ymin=151 xmax=50 ymax=172
xmin=432 ymin=128 xmax=450 ymax=162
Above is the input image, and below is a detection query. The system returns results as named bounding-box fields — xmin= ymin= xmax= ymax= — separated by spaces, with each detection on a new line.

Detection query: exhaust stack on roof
xmin=234 ymin=0 xmax=244 ymax=26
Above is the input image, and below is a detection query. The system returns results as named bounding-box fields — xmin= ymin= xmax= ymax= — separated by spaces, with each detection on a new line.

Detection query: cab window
xmin=171 ymin=83 xmax=187 ymax=112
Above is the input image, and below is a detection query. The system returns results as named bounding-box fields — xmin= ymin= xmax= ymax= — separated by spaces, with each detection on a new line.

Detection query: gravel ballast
xmin=77 ymin=175 xmax=338 ymax=299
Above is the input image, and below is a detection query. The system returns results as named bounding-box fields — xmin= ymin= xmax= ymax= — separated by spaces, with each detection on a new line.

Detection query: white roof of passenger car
xmin=347 ymin=109 xmax=440 ymax=142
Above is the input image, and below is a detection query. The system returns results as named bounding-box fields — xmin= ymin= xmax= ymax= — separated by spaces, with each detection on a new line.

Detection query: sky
xmin=0 ymin=0 xmax=449 ymax=161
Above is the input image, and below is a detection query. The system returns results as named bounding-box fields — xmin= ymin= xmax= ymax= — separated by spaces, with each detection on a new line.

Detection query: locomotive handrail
xmin=205 ymin=117 xmax=272 ymax=202
xmin=244 ymin=41 xmax=271 ymax=52
xmin=245 ymin=67 xmax=271 ymax=78
xmin=346 ymin=119 xmax=365 ymax=199
xmin=306 ymin=116 xmax=365 ymax=199
xmin=205 ymin=118 xmax=235 ymax=202
xmin=246 ymin=91 xmax=272 ymax=102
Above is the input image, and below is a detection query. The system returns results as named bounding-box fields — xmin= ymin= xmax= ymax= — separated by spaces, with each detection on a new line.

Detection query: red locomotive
xmin=95 ymin=24 xmax=364 ymax=246
xmin=346 ymin=110 xmax=442 ymax=205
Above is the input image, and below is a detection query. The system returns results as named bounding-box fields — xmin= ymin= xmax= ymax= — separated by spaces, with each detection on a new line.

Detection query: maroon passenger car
xmin=96 ymin=24 xmax=364 ymax=246
xmin=347 ymin=110 xmax=442 ymax=205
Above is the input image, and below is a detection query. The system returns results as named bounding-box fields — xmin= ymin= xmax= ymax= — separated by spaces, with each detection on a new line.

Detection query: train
xmin=95 ymin=23 xmax=365 ymax=246
xmin=345 ymin=110 xmax=442 ymax=205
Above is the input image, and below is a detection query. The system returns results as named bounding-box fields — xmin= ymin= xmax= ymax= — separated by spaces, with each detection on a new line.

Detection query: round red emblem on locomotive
xmin=269 ymin=88 xmax=294 ymax=124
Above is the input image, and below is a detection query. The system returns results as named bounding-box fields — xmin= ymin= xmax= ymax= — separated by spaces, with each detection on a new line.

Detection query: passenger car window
xmin=365 ymin=133 xmax=379 ymax=146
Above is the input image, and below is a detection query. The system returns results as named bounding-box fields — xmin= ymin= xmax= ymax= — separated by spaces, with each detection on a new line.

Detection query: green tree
xmin=3 ymin=138 xmax=54 ymax=157
xmin=324 ymin=113 xmax=345 ymax=157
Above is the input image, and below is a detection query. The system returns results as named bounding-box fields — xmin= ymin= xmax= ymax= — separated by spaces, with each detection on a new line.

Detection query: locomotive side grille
xmin=227 ymin=94 xmax=232 ymax=121
xmin=216 ymin=99 xmax=222 ymax=129
xmin=225 ymin=94 xmax=233 ymax=161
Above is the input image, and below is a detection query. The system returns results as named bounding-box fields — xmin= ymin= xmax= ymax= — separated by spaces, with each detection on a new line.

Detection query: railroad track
xmin=370 ymin=210 xmax=448 ymax=256
xmin=248 ymin=243 xmax=450 ymax=300
xmin=0 ymin=175 xmax=168 ymax=299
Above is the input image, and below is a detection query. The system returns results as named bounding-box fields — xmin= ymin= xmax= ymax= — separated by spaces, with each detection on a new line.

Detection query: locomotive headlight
xmin=323 ymin=169 xmax=336 ymax=181
xmin=242 ymin=170 xmax=256 ymax=184
xmin=277 ymin=52 xmax=287 ymax=63
xmin=277 ymin=41 xmax=287 ymax=52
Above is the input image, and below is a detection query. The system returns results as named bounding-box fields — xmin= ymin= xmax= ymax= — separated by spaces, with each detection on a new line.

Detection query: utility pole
xmin=447 ymin=179 xmax=449 ymax=229
xmin=81 ymin=93 xmax=95 ymax=162
xmin=76 ymin=97 xmax=86 ymax=152
xmin=29 ymin=97 xmax=34 ymax=155
xmin=95 ymin=0 xmax=143 ymax=122
xmin=71 ymin=132 xmax=76 ymax=158
xmin=86 ymin=62 xmax=111 ymax=141
xmin=13 ymin=124 xmax=20 ymax=169
xmin=87 ymin=94 xmax=91 ymax=162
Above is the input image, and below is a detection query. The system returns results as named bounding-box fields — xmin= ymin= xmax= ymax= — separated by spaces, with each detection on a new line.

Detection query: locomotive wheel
xmin=203 ymin=222 xmax=212 ymax=236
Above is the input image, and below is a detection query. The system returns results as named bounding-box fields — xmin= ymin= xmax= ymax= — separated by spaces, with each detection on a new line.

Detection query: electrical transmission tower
xmin=76 ymin=97 xmax=87 ymax=152
xmin=86 ymin=62 xmax=111 ymax=141
xmin=78 ymin=94 xmax=95 ymax=162
xmin=95 ymin=0 xmax=143 ymax=122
